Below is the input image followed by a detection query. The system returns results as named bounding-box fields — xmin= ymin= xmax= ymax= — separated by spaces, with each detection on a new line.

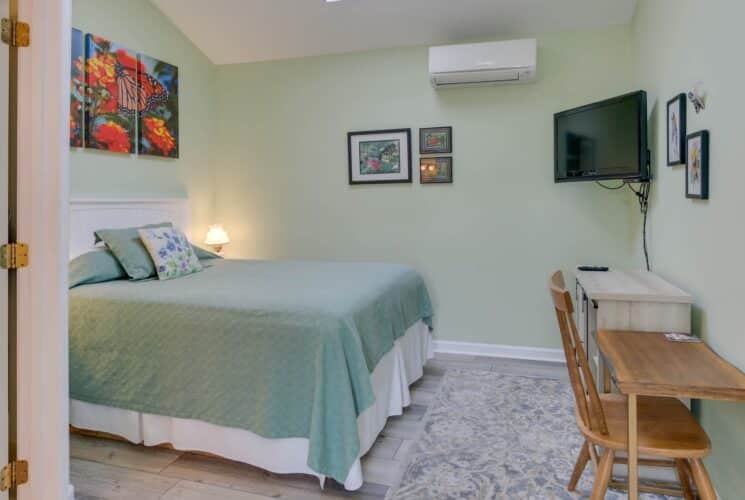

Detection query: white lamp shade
xmin=205 ymin=224 xmax=230 ymax=246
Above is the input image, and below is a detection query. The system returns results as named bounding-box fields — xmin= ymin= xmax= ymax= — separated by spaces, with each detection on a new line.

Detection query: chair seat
xmin=580 ymin=394 xmax=711 ymax=459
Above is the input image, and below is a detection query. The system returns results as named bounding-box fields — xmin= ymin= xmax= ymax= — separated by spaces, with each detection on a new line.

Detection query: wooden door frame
xmin=15 ymin=0 xmax=71 ymax=498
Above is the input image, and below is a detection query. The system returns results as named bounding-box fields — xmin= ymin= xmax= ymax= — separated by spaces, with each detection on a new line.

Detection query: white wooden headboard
xmin=70 ymin=198 xmax=191 ymax=258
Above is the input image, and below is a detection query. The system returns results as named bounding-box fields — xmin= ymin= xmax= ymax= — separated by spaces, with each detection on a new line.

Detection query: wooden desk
xmin=575 ymin=269 xmax=692 ymax=394
xmin=598 ymin=330 xmax=745 ymax=500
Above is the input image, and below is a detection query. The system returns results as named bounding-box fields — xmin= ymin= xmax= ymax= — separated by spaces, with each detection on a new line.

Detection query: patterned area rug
xmin=386 ymin=369 xmax=673 ymax=500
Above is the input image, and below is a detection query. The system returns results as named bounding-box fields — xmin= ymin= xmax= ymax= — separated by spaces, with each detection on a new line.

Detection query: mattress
xmin=69 ymin=259 xmax=434 ymax=485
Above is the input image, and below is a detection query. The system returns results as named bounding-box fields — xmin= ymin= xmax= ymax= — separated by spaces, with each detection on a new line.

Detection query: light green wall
xmin=631 ymin=1 xmax=745 ymax=496
xmin=71 ymin=0 xmax=217 ymax=234
xmin=213 ymin=26 xmax=637 ymax=348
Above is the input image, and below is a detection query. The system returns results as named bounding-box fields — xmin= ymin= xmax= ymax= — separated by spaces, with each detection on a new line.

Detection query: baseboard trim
xmin=433 ymin=340 xmax=565 ymax=363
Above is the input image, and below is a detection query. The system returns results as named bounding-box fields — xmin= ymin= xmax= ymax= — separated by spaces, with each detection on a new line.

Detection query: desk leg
xmin=628 ymin=393 xmax=638 ymax=500
xmin=602 ymin=362 xmax=611 ymax=393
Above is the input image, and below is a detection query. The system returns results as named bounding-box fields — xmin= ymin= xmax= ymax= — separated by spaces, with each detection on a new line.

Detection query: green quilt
xmin=69 ymin=259 xmax=433 ymax=483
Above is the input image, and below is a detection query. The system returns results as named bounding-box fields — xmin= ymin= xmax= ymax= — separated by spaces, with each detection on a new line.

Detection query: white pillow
xmin=138 ymin=227 xmax=202 ymax=281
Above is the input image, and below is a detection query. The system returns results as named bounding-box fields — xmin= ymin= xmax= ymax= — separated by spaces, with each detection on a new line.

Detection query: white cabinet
xmin=575 ymin=269 xmax=692 ymax=393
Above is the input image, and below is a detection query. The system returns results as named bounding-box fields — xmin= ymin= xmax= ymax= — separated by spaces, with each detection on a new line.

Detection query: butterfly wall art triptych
xmin=70 ymin=28 xmax=179 ymax=158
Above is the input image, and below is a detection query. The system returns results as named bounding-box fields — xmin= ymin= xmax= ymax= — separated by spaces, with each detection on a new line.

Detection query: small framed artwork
xmin=667 ymin=94 xmax=686 ymax=166
xmin=70 ymin=28 xmax=84 ymax=148
xmin=686 ymin=130 xmax=709 ymax=199
xmin=138 ymin=53 xmax=179 ymax=158
xmin=85 ymin=34 xmax=137 ymax=153
xmin=348 ymin=129 xmax=412 ymax=184
xmin=419 ymin=126 xmax=452 ymax=154
xmin=420 ymin=157 xmax=453 ymax=184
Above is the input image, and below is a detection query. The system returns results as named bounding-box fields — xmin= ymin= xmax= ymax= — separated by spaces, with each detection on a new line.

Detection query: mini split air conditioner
xmin=429 ymin=39 xmax=537 ymax=89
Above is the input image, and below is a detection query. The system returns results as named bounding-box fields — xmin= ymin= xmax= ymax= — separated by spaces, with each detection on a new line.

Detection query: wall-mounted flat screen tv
xmin=554 ymin=90 xmax=648 ymax=183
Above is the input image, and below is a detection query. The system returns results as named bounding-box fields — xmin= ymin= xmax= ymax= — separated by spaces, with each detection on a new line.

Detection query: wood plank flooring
xmin=71 ymin=354 xmax=567 ymax=500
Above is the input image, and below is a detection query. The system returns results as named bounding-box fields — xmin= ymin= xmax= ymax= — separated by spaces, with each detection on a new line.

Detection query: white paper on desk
xmin=665 ymin=333 xmax=702 ymax=343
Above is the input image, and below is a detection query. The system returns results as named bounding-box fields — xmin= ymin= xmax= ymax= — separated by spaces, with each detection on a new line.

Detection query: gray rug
xmin=386 ymin=369 xmax=673 ymax=500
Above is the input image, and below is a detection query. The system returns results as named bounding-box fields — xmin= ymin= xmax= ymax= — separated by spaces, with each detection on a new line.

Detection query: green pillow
xmin=193 ymin=245 xmax=223 ymax=260
xmin=69 ymin=250 xmax=127 ymax=289
xmin=94 ymin=223 xmax=172 ymax=280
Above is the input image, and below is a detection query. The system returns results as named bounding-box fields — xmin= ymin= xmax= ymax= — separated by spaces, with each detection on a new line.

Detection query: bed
xmin=68 ymin=199 xmax=434 ymax=490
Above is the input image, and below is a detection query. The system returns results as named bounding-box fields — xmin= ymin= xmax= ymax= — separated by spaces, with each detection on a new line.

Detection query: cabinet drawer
xmin=595 ymin=301 xmax=691 ymax=333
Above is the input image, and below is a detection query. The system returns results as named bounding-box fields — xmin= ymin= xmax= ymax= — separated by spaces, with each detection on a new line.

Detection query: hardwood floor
xmin=71 ymin=354 xmax=567 ymax=500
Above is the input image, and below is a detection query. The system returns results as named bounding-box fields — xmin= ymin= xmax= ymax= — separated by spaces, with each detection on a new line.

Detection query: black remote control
xmin=577 ymin=265 xmax=609 ymax=272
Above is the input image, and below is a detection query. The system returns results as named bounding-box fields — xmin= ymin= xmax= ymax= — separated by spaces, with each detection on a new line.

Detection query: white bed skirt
xmin=71 ymin=320 xmax=433 ymax=490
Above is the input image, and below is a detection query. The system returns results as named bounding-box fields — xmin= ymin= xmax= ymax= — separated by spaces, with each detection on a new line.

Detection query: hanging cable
xmin=595 ymin=180 xmax=626 ymax=190
xmin=593 ymin=180 xmax=652 ymax=271
xmin=626 ymin=182 xmax=651 ymax=271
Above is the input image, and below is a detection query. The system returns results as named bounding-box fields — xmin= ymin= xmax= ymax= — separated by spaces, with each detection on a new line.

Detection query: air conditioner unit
xmin=429 ymin=39 xmax=537 ymax=89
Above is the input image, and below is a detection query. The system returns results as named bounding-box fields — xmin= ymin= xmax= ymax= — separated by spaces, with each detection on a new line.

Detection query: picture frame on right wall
xmin=686 ymin=130 xmax=709 ymax=199
xmin=667 ymin=93 xmax=686 ymax=166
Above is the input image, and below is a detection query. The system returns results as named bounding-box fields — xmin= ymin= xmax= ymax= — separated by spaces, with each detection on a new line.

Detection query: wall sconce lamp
xmin=688 ymin=81 xmax=706 ymax=114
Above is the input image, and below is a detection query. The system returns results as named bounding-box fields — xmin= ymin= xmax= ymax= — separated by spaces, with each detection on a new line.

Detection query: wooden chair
xmin=548 ymin=271 xmax=715 ymax=500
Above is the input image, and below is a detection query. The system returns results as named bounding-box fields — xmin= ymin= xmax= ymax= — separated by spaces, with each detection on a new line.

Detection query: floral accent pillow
xmin=138 ymin=227 xmax=202 ymax=281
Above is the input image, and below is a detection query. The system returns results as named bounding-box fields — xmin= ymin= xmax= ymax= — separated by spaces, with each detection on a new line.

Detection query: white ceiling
xmin=152 ymin=0 xmax=637 ymax=65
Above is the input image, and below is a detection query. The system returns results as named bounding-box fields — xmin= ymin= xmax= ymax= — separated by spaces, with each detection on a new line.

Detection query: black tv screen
xmin=554 ymin=90 xmax=648 ymax=183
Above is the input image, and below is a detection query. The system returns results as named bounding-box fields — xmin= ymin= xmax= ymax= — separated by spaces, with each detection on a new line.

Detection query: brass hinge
xmin=0 ymin=460 xmax=28 ymax=491
xmin=0 ymin=243 xmax=29 ymax=270
xmin=1 ymin=18 xmax=30 ymax=47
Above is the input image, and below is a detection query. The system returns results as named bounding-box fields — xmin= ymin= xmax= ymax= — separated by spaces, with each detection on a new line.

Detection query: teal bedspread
xmin=69 ymin=259 xmax=433 ymax=483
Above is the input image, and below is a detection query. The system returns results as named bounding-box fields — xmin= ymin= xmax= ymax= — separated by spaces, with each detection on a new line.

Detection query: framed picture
xmin=419 ymin=126 xmax=452 ymax=154
xmin=85 ymin=34 xmax=138 ymax=153
xmin=70 ymin=28 xmax=84 ymax=148
xmin=138 ymin=54 xmax=179 ymax=158
xmin=420 ymin=157 xmax=453 ymax=184
xmin=667 ymin=94 xmax=686 ymax=166
xmin=348 ymin=129 xmax=412 ymax=184
xmin=686 ymin=130 xmax=709 ymax=199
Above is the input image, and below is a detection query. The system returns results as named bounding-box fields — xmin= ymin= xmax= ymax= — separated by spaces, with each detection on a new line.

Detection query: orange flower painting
xmin=138 ymin=54 xmax=179 ymax=158
xmin=142 ymin=117 xmax=176 ymax=156
xmin=92 ymin=121 xmax=131 ymax=153
xmin=85 ymin=34 xmax=136 ymax=153
xmin=74 ymin=31 xmax=179 ymax=157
